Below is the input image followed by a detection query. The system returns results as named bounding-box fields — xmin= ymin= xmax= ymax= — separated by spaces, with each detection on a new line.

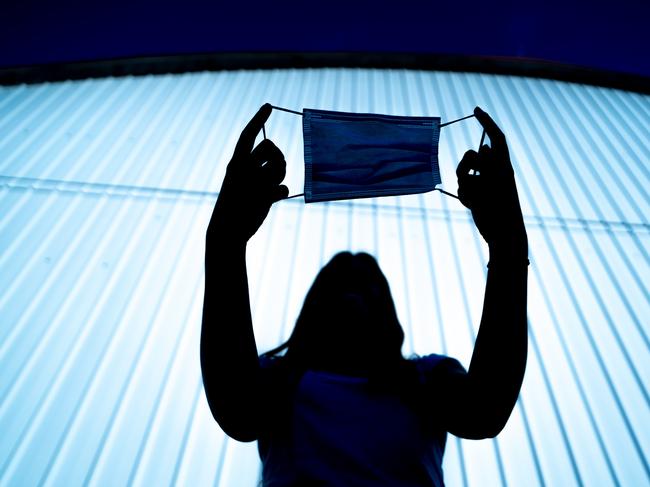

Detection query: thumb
xmin=269 ymin=185 xmax=290 ymax=204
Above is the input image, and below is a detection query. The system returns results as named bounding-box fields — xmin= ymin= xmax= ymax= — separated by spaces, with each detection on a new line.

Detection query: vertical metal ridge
xmin=410 ymin=73 xmax=457 ymax=486
xmin=0 ymin=82 xmax=69 ymax=152
xmin=486 ymin=73 xmax=647 ymax=484
xmin=513 ymin=396 xmax=547 ymax=487
xmin=535 ymin=82 xmax=650 ymax=299
xmin=577 ymin=84 xmax=650 ymax=178
xmin=121 ymin=229 xmax=207 ymax=487
xmin=0 ymin=85 xmax=30 ymax=122
xmin=0 ymin=80 xmax=106 ymax=174
xmin=1 ymin=74 xmax=207 ymax=484
xmin=526 ymin=80 xmax=650 ymax=354
xmin=551 ymin=81 xmax=649 ymax=222
xmin=0 ymin=76 xmax=181 ymax=378
xmin=471 ymin=72 xmax=596 ymax=485
xmin=529 ymin=260 xmax=618 ymax=485
xmin=505 ymin=78 xmax=650 ymax=419
xmin=76 ymin=73 xmax=232 ymax=486
xmin=456 ymin=72 xmax=547 ymax=487
xmin=269 ymin=70 xmax=309 ymax=345
xmin=444 ymin=71 xmax=509 ymax=487
xmin=0 ymin=79 xmax=138 ymax=266
xmin=1 ymin=69 xmax=648 ymax=487
xmin=40 ymin=74 xmax=226 ymax=486
xmin=4 ymin=75 xmax=180 ymax=480
xmin=0 ymin=77 xmax=152 ymax=253
xmin=424 ymin=72 xmax=481 ymax=487
xmin=168 ymin=379 xmax=204 ymax=486
xmin=592 ymin=87 xmax=650 ymax=163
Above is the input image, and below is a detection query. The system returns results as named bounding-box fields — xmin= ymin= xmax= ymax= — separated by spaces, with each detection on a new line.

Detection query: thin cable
xmin=271 ymin=105 xmax=474 ymax=129
xmin=479 ymin=128 xmax=486 ymax=149
xmin=435 ymin=187 xmax=460 ymax=199
xmin=287 ymin=190 xmax=459 ymax=201
xmin=262 ymin=124 xmax=267 ymax=140
xmin=270 ymin=105 xmax=303 ymax=116
xmin=440 ymin=113 xmax=475 ymax=128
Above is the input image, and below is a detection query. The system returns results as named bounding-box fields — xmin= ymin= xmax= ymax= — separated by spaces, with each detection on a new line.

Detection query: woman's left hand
xmin=457 ymin=107 xmax=527 ymax=254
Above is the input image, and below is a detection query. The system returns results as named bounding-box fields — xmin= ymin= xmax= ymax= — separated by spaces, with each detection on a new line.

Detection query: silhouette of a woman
xmin=201 ymin=104 xmax=528 ymax=486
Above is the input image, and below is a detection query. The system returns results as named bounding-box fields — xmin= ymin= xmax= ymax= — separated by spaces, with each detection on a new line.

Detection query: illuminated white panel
xmin=0 ymin=69 xmax=648 ymax=486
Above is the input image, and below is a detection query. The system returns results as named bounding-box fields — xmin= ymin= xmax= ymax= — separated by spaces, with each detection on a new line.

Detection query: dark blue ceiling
xmin=1 ymin=0 xmax=649 ymax=78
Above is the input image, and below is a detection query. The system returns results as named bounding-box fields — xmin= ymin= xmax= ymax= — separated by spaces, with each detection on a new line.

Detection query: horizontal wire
xmin=2 ymin=174 xmax=647 ymax=233
xmin=270 ymin=105 xmax=303 ymax=116
xmin=435 ymin=187 xmax=460 ymax=199
xmin=271 ymin=105 xmax=475 ymax=130
xmin=440 ymin=114 xmax=475 ymax=128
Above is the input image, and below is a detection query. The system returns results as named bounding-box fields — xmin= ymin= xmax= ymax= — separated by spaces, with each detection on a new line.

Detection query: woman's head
xmin=268 ymin=252 xmax=405 ymax=374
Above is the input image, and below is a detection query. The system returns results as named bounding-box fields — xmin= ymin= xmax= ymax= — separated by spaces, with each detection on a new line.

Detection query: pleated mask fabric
xmin=302 ymin=109 xmax=441 ymax=203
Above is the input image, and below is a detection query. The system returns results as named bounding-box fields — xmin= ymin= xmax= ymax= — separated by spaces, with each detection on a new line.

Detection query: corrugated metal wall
xmin=0 ymin=69 xmax=648 ymax=486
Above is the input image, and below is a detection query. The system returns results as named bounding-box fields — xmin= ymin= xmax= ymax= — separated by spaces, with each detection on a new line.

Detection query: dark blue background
xmin=1 ymin=0 xmax=648 ymax=77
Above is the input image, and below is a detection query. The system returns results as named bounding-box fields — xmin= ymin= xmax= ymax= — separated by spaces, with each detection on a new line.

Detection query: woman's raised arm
xmin=438 ymin=107 xmax=529 ymax=439
xmin=201 ymin=104 xmax=288 ymax=442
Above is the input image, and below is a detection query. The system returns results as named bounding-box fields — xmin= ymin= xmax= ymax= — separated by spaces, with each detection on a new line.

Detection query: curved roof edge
xmin=1 ymin=51 xmax=648 ymax=94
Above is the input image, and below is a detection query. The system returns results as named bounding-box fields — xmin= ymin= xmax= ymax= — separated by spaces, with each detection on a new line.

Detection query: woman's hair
xmin=262 ymin=252 xmax=406 ymax=373
xmin=261 ymin=252 xmax=434 ymax=431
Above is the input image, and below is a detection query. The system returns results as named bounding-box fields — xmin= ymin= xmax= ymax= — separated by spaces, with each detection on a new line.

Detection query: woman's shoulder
xmin=408 ymin=353 xmax=466 ymax=383
xmin=259 ymin=353 xmax=282 ymax=368
xmin=259 ymin=354 xmax=292 ymax=380
xmin=259 ymin=354 xmax=298 ymax=386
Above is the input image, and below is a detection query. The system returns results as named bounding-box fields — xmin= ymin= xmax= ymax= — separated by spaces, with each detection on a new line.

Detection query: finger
xmin=456 ymin=150 xmax=478 ymax=178
xmin=474 ymin=144 xmax=492 ymax=174
xmin=478 ymin=144 xmax=491 ymax=157
xmin=261 ymin=156 xmax=287 ymax=185
xmin=268 ymin=184 xmax=289 ymax=204
xmin=457 ymin=184 xmax=474 ymax=210
xmin=251 ymin=139 xmax=285 ymax=167
xmin=234 ymin=103 xmax=272 ymax=157
xmin=473 ymin=107 xmax=506 ymax=150
xmin=479 ymin=140 xmax=514 ymax=178
xmin=458 ymin=174 xmax=481 ymax=202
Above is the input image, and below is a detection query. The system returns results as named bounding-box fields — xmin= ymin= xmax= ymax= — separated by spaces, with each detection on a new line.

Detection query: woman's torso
xmin=258 ymin=355 xmax=449 ymax=487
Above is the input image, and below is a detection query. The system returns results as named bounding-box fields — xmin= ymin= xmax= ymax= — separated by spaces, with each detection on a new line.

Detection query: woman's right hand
xmin=208 ymin=103 xmax=289 ymax=245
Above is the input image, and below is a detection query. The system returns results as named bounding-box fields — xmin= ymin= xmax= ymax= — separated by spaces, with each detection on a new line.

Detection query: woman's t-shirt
xmin=258 ymin=354 xmax=459 ymax=487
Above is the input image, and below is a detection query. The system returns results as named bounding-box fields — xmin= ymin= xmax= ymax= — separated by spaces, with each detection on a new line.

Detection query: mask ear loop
xmin=478 ymin=129 xmax=486 ymax=149
xmin=262 ymin=105 xmax=306 ymax=198
xmin=439 ymin=113 xmax=475 ymax=128
xmin=266 ymin=105 xmax=486 ymax=201
xmin=434 ymin=114 xmax=487 ymax=200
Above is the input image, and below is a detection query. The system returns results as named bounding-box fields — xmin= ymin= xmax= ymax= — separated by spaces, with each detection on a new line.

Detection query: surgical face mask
xmin=266 ymin=106 xmax=476 ymax=203
xmin=303 ymin=109 xmax=441 ymax=203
